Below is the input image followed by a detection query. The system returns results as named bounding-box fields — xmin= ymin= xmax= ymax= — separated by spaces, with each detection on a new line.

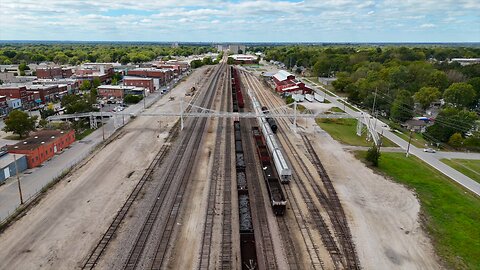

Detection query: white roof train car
xmin=250 ymin=91 xmax=292 ymax=183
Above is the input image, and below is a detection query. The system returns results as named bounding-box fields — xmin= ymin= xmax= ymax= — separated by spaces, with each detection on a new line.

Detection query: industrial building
xmin=272 ymin=70 xmax=312 ymax=95
xmin=7 ymin=130 xmax=75 ymax=168
xmin=0 ymin=151 xmax=28 ymax=183
xmin=229 ymin=54 xmax=258 ymax=64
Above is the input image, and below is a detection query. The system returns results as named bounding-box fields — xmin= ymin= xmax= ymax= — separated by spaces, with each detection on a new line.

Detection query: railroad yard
xmin=0 ymin=60 xmax=441 ymax=270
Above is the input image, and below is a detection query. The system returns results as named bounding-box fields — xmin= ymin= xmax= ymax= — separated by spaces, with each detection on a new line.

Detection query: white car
xmin=423 ymin=148 xmax=436 ymax=153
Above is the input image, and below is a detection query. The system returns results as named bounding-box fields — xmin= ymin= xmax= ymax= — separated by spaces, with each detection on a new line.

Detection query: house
xmin=402 ymin=119 xmax=428 ymax=133
xmin=0 ymin=151 xmax=28 ymax=183
xmin=7 ymin=130 xmax=75 ymax=168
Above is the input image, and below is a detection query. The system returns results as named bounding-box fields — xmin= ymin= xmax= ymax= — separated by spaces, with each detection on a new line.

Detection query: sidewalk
xmin=0 ymin=78 xmax=184 ymax=222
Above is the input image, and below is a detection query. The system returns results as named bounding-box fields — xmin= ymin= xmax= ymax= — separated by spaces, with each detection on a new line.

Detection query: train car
xmin=266 ymin=118 xmax=278 ymax=133
xmin=238 ymin=192 xmax=257 ymax=270
xmin=237 ymin=88 xmax=245 ymax=108
xmin=252 ymin=127 xmax=287 ymax=216
xmin=305 ymin=94 xmax=314 ymax=102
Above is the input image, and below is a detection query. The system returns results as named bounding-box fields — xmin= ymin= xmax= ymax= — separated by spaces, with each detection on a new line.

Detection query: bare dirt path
xmin=0 ymin=66 xmax=209 ymax=270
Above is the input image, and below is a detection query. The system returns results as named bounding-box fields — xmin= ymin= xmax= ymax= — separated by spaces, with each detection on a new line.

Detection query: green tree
xmin=414 ymin=86 xmax=441 ymax=109
xmin=425 ymin=108 xmax=477 ymax=142
xmin=366 ymin=145 xmax=380 ymax=167
xmin=89 ymin=88 xmax=98 ymax=104
xmin=443 ymin=82 xmax=476 ymax=108
xmin=3 ymin=110 xmax=38 ymax=138
xmin=227 ymin=57 xmax=234 ymax=65
xmin=391 ymin=90 xmax=414 ymax=122
xmin=80 ymin=80 xmax=92 ymax=91
xmin=92 ymin=77 xmax=101 ymax=88
xmin=123 ymin=94 xmax=143 ymax=104
xmin=448 ymin=132 xmax=464 ymax=148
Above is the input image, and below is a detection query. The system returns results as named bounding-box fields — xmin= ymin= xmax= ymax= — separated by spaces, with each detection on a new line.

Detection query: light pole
xmin=13 ymin=154 xmax=24 ymax=205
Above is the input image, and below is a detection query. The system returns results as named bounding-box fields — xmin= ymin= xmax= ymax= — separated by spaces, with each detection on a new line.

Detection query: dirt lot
xmin=304 ymin=121 xmax=442 ymax=270
xmin=0 ymin=66 xmax=210 ymax=270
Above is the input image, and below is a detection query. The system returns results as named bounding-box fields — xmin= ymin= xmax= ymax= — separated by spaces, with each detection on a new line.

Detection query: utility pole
xmin=180 ymin=99 xmax=184 ymax=130
xmin=101 ymin=109 xmax=105 ymax=141
xmin=372 ymin=87 xmax=378 ymax=130
xmin=13 ymin=154 xmax=23 ymax=205
xmin=293 ymin=100 xmax=297 ymax=133
xmin=406 ymin=129 xmax=413 ymax=157
xmin=143 ymin=88 xmax=146 ymax=109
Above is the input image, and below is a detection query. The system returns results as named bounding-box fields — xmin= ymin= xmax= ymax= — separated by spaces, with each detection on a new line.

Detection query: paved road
xmin=303 ymin=78 xmax=480 ymax=196
xmin=0 ymin=77 xmax=184 ymax=222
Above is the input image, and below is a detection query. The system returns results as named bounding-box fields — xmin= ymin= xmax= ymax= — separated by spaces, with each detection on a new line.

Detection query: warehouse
xmin=0 ymin=151 xmax=27 ymax=183
xmin=272 ymin=70 xmax=312 ymax=95
xmin=7 ymin=130 xmax=75 ymax=168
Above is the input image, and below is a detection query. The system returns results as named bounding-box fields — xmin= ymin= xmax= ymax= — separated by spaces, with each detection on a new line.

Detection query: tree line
xmin=0 ymin=44 xmax=216 ymax=65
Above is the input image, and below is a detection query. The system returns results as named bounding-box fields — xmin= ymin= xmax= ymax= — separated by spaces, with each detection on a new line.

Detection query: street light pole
xmin=143 ymin=88 xmax=146 ymax=109
xmin=13 ymin=154 xmax=24 ymax=205
xmin=100 ymin=109 xmax=105 ymax=141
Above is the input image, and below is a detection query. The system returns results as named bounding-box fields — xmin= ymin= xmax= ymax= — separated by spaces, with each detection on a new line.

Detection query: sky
xmin=0 ymin=0 xmax=479 ymax=42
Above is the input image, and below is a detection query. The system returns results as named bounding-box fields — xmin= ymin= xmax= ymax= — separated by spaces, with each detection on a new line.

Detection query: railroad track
xmin=219 ymin=67 xmax=233 ymax=270
xmin=245 ymin=70 xmax=361 ymax=269
xmin=124 ymin=63 xmax=226 ymax=270
xmin=301 ymin=135 xmax=361 ymax=269
xmin=198 ymin=68 xmax=231 ymax=269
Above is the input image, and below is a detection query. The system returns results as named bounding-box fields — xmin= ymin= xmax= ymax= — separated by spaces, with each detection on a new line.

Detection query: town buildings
xmin=36 ymin=66 xmax=73 ymax=79
xmin=7 ymin=130 xmax=75 ymax=168
xmin=0 ymin=85 xmax=35 ymax=109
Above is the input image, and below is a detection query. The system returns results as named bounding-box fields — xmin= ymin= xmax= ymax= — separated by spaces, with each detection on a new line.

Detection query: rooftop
xmin=7 ymin=130 xmax=72 ymax=151
xmin=123 ymin=76 xmax=153 ymax=81
xmin=0 ymin=152 xmax=26 ymax=169
xmin=273 ymin=70 xmax=295 ymax=82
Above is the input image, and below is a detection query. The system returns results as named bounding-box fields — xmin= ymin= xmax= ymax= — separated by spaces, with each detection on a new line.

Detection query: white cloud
xmin=420 ymin=23 xmax=436 ymax=28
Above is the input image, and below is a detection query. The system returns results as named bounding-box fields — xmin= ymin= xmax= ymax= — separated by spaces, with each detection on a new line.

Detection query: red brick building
xmin=272 ymin=70 xmax=312 ymax=95
xmin=7 ymin=130 xmax=75 ymax=168
xmin=123 ymin=77 xmax=155 ymax=92
xmin=127 ymin=68 xmax=174 ymax=85
xmin=0 ymin=85 xmax=35 ymax=108
xmin=36 ymin=67 xmax=73 ymax=79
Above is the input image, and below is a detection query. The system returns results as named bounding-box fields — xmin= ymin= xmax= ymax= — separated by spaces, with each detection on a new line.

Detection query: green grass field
xmin=316 ymin=118 xmax=397 ymax=147
xmin=356 ymin=152 xmax=480 ymax=270
xmin=75 ymin=128 xmax=94 ymax=140
xmin=441 ymin=159 xmax=480 ymax=184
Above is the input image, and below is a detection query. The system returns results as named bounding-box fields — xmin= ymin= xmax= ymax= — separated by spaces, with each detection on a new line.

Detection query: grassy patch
xmin=3 ymin=134 xmax=23 ymax=140
xmin=328 ymin=106 xmax=344 ymax=113
xmin=337 ymin=99 xmax=361 ymax=112
xmin=355 ymin=151 xmax=480 ymax=270
xmin=441 ymin=159 xmax=480 ymax=184
xmin=316 ymin=118 xmax=396 ymax=147
xmin=75 ymin=128 xmax=94 ymax=140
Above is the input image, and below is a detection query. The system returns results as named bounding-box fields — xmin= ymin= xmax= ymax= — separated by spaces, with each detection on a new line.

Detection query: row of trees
xmin=0 ymin=44 xmax=216 ymax=65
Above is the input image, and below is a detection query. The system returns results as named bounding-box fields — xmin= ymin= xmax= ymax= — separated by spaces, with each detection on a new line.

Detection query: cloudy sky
xmin=1 ymin=0 xmax=479 ymax=42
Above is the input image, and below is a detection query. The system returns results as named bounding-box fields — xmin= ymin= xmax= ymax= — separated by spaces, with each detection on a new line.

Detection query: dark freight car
xmin=252 ymin=127 xmax=287 ymax=216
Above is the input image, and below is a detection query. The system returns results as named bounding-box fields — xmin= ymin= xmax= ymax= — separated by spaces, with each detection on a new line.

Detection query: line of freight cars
xmin=231 ymin=66 xmax=245 ymax=111
xmin=234 ymin=120 xmax=258 ymax=270
xmin=252 ymin=127 xmax=287 ymax=216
